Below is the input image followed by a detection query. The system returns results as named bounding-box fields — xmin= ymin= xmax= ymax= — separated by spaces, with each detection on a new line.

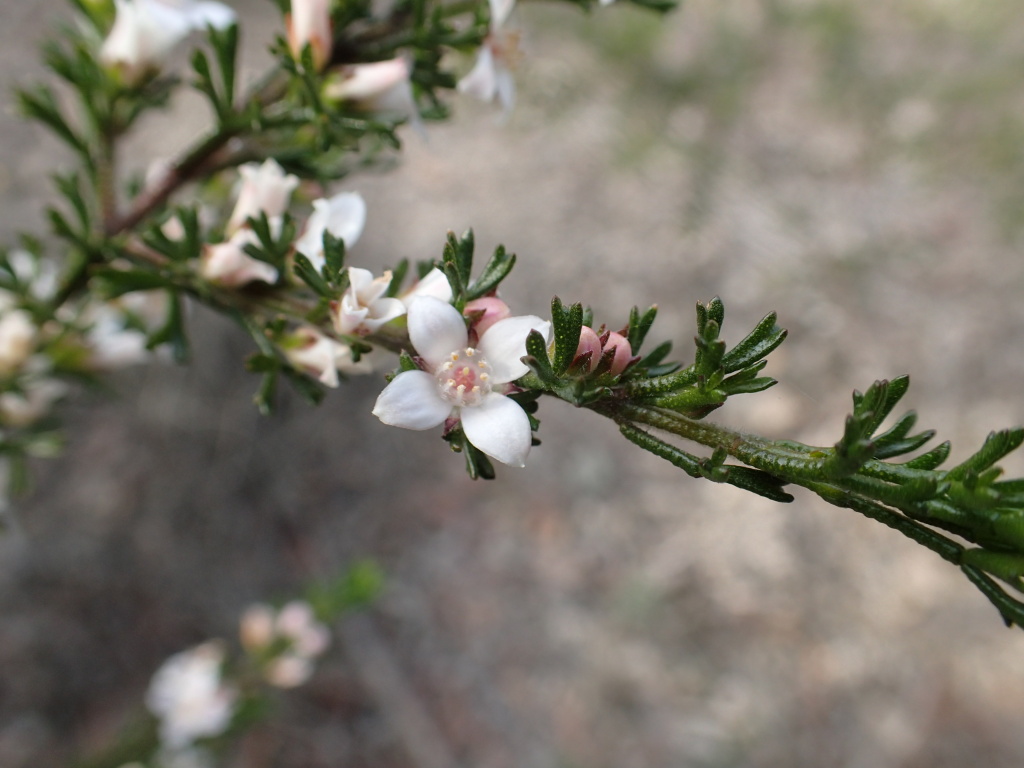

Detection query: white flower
xmin=200 ymin=229 xmax=279 ymax=287
xmin=100 ymin=0 xmax=236 ymax=85
xmin=293 ymin=192 xmax=367 ymax=272
xmin=0 ymin=379 xmax=67 ymax=428
xmin=226 ymin=159 xmax=299 ymax=236
xmin=457 ymin=0 xmax=520 ymax=116
xmin=282 ymin=326 xmax=372 ymax=387
xmin=146 ymin=641 xmax=236 ymax=750
xmin=331 ymin=268 xmax=405 ymax=336
xmin=324 ymin=57 xmax=421 ymax=130
xmin=240 ymin=600 xmax=330 ymax=688
xmin=372 ymin=296 xmax=549 ymax=467
xmin=287 ymin=0 xmax=332 ymax=71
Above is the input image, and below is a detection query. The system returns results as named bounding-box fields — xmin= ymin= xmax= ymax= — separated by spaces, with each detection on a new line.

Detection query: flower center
xmin=436 ymin=347 xmax=492 ymax=407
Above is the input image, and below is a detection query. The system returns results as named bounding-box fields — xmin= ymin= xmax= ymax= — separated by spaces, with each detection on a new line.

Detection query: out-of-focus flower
xmin=324 ymin=57 xmax=421 ymax=129
xmin=331 ymin=268 xmax=405 ymax=336
xmin=6 ymin=250 xmax=58 ymax=302
xmin=200 ymin=230 xmax=279 ymax=287
xmin=293 ymin=192 xmax=367 ymax=272
xmin=100 ymin=0 xmax=236 ymax=85
xmin=281 ymin=325 xmax=372 ymax=386
xmin=457 ymin=0 xmax=520 ymax=116
xmin=0 ymin=379 xmax=67 ymax=428
xmin=240 ymin=600 xmax=330 ymax=688
xmin=0 ymin=296 xmax=38 ymax=377
xmin=200 ymin=160 xmax=297 ymax=287
xmin=146 ymin=641 xmax=236 ymax=750
xmin=373 ymin=296 xmax=549 ymax=467
xmin=286 ymin=0 xmax=332 ymax=71
xmin=226 ymin=159 xmax=299 ymax=236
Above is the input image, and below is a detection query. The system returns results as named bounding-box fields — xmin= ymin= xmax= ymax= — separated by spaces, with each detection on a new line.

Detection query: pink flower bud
xmin=287 ymin=0 xmax=333 ymax=71
xmin=464 ymin=297 xmax=511 ymax=339
xmin=603 ymin=331 xmax=633 ymax=376
xmin=573 ymin=326 xmax=602 ymax=373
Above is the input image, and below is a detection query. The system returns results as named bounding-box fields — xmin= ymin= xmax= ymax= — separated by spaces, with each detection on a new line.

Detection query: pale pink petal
xmin=478 ymin=315 xmax=550 ymax=383
xmin=407 ymin=297 xmax=467 ymax=369
xmin=372 ymin=370 xmax=452 ymax=430
xmin=326 ymin=57 xmax=410 ymax=102
xmin=494 ymin=67 xmax=516 ymax=116
xmin=457 ymin=45 xmax=497 ymax=102
xmin=185 ymin=1 xmax=236 ymax=30
xmin=460 ymin=392 xmax=531 ymax=467
xmin=489 ymin=0 xmax=516 ymax=27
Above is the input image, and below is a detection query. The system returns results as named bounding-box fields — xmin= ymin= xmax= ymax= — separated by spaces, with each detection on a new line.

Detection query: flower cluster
xmin=240 ymin=600 xmax=331 ymax=687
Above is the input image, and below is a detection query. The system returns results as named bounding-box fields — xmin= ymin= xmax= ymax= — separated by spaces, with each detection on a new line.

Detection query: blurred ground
xmin=3 ymin=0 xmax=1024 ymax=766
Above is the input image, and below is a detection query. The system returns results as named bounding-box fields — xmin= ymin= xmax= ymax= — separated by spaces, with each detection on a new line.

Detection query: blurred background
xmin=3 ymin=0 xmax=1024 ymax=766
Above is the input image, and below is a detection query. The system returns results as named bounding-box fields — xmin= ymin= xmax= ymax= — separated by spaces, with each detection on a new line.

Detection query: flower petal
xmin=457 ymin=45 xmax=497 ymax=103
xmin=400 ymin=267 xmax=453 ymax=306
xmin=461 ymin=393 xmax=532 ymax=467
xmin=478 ymin=315 xmax=550 ymax=383
xmin=372 ymin=370 xmax=451 ymax=430
xmin=407 ymin=297 xmax=467 ymax=369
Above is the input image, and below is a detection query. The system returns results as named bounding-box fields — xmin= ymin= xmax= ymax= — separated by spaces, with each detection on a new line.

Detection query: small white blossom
xmin=226 ymin=159 xmax=299 ymax=236
xmin=293 ymin=192 xmax=367 ymax=272
xmin=146 ymin=641 xmax=236 ymax=750
xmin=287 ymin=0 xmax=332 ymax=71
xmin=373 ymin=296 xmax=550 ymax=467
xmin=331 ymin=267 xmax=405 ymax=336
xmin=100 ymin=0 xmax=236 ymax=85
xmin=282 ymin=326 xmax=372 ymax=386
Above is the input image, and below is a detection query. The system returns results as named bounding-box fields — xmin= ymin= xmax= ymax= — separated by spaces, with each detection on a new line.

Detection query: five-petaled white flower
xmin=293 ymin=192 xmax=367 ymax=272
xmin=145 ymin=641 xmax=237 ymax=750
xmin=100 ymin=0 xmax=236 ymax=85
xmin=372 ymin=296 xmax=549 ymax=467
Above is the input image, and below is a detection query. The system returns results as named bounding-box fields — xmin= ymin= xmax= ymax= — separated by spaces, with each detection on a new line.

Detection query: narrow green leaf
xmin=293 ymin=252 xmax=332 ymax=297
xmin=551 ymin=297 xmax=583 ymax=376
xmin=947 ymin=430 xmax=1024 ymax=482
xmin=721 ymin=312 xmax=787 ymax=372
xmin=466 ymin=245 xmax=515 ymax=300
xmin=627 ymin=305 xmax=658 ymax=354
xmin=900 ymin=440 xmax=951 ymax=470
